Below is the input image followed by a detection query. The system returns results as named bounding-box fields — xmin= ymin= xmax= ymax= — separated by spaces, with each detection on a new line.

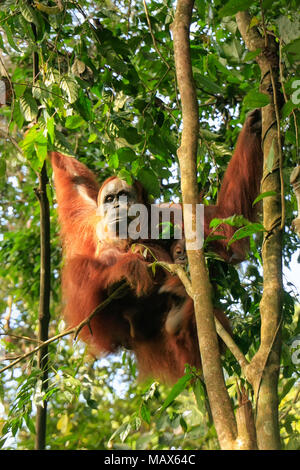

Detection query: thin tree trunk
xmin=236 ymin=10 xmax=283 ymax=450
xmin=34 ymin=163 xmax=51 ymax=450
xmin=172 ymin=0 xmax=238 ymax=450
xmin=31 ymin=21 xmax=51 ymax=450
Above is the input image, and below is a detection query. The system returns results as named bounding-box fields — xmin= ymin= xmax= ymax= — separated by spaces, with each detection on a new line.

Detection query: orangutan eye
xmin=104 ymin=194 xmax=114 ymax=203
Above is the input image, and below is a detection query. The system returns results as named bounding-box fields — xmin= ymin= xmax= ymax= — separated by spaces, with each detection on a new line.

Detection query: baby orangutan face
xmin=171 ymin=239 xmax=187 ymax=265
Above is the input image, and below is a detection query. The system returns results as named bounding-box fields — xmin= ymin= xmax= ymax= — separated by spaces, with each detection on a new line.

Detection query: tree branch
xmin=214 ymin=318 xmax=249 ymax=373
xmin=158 ymin=261 xmax=250 ymax=374
xmin=0 ymin=282 xmax=128 ymax=375
xmin=0 ymin=129 xmax=23 ymax=156
xmin=143 ymin=0 xmax=170 ymax=70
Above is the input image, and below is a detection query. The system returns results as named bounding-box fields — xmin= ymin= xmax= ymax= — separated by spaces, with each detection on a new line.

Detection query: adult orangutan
xmin=50 ymin=108 xmax=262 ymax=383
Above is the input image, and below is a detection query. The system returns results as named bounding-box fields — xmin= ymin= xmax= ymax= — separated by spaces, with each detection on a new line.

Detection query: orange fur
xmin=50 ymin=109 xmax=263 ymax=383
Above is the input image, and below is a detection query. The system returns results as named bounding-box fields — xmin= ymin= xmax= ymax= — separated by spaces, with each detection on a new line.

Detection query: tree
xmin=0 ymin=0 xmax=299 ymax=451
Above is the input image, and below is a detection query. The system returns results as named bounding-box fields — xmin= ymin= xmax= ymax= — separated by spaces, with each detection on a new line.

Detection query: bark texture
xmin=172 ymin=0 xmax=238 ymax=449
xmin=236 ymin=11 xmax=283 ymax=450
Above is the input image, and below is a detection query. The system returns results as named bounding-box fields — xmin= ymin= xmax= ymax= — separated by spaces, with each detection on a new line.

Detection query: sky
xmin=283 ymin=248 xmax=300 ymax=296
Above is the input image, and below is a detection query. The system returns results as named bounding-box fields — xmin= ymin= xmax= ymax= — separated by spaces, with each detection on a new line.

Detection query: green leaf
xmin=279 ymin=378 xmax=296 ymax=403
xmin=45 ymin=68 xmax=60 ymax=86
xmin=143 ymin=381 xmax=159 ymax=401
xmin=148 ymin=133 xmax=168 ymax=157
xmin=221 ymin=38 xmax=243 ymax=61
xmin=34 ymin=132 xmax=48 ymax=164
xmin=194 ymin=74 xmax=223 ymax=94
xmin=209 ymin=214 xmax=249 ymax=229
xmin=160 ymin=373 xmax=192 ymax=413
xmin=2 ymin=25 xmax=21 ymax=52
xmin=86 ymin=398 xmax=98 ymax=409
xmin=219 ymin=0 xmax=255 ymax=17
xmin=109 ymin=422 xmax=129 ymax=444
xmin=57 ymin=414 xmax=70 ymax=434
xmin=0 ymin=437 xmax=7 ymax=449
xmin=20 ymin=126 xmax=47 ymax=169
xmin=76 ymin=90 xmax=94 ymax=121
xmin=19 ymin=94 xmax=38 ymax=122
xmin=250 ymin=235 xmax=262 ymax=263
xmin=228 ymin=223 xmax=265 ymax=246
xmin=105 ymin=51 xmax=128 ymax=74
xmin=20 ymin=2 xmax=39 ymax=26
xmin=120 ymin=423 xmax=131 ymax=442
xmin=140 ymin=402 xmax=151 ymax=424
xmin=284 ymin=38 xmax=300 ymax=64
xmin=19 ymin=14 xmax=36 ymax=41
xmin=151 ymin=262 xmax=157 ymax=275
xmin=32 ymin=83 xmax=42 ymax=100
xmin=0 ymin=32 xmax=8 ymax=53
xmin=137 ymin=168 xmax=160 ymax=198
xmin=12 ymin=103 xmax=24 ymax=129
xmin=47 ymin=117 xmax=55 ymax=144
xmin=282 ymin=100 xmax=298 ymax=119
xmin=180 ymin=416 xmax=188 ymax=432
xmin=249 ymin=16 xmax=260 ymax=28
xmin=65 ymin=115 xmax=86 ymax=129
xmin=132 ymin=416 xmax=142 ymax=432
xmin=108 ymin=153 xmax=119 ymax=169
xmin=117 ymin=147 xmax=136 ymax=163
xmin=119 ymin=126 xmax=142 ymax=145
xmin=244 ymin=48 xmax=261 ymax=62
xmin=193 ymin=378 xmax=206 ymax=413
xmin=0 ymin=157 xmax=6 ymax=177
xmin=24 ymin=414 xmax=36 ymax=434
xmin=60 ymin=76 xmax=79 ymax=104
xmin=20 ymin=125 xmax=38 ymax=157
xmin=252 ymin=191 xmax=277 ymax=206
xmin=244 ymin=89 xmax=270 ymax=108
xmin=54 ymin=130 xmax=75 ymax=155
xmin=88 ymin=133 xmax=97 ymax=143
xmin=14 ymin=83 xmax=27 ymax=99
xmin=117 ymin=168 xmax=133 ymax=186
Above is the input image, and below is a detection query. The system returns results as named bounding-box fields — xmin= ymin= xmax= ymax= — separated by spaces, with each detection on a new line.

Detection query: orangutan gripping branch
xmin=50 ymin=109 xmax=262 ymax=383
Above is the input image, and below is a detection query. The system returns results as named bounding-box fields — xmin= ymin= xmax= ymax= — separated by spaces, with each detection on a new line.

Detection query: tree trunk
xmin=236 ymin=10 xmax=283 ymax=450
xmin=34 ymin=162 xmax=51 ymax=450
xmin=172 ymin=0 xmax=238 ymax=449
xmin=31 ymin=20 xmax=51 ymax=450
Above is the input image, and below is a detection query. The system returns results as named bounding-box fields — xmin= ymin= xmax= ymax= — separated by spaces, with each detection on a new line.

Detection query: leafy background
xmin=0 ymin=0 xmax=299 ymax=450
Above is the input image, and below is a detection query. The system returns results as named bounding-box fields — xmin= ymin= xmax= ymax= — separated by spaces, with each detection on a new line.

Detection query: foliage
xmin=0 ymin=0 xmax=299 ymax=450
